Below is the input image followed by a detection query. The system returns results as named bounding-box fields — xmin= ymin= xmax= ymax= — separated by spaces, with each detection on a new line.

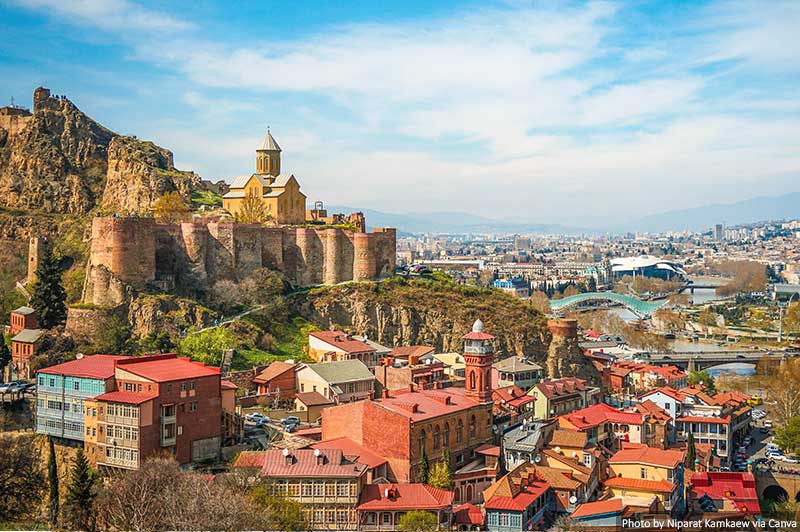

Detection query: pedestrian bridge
xmin=550 ymin=292 xmax=667 ymax=318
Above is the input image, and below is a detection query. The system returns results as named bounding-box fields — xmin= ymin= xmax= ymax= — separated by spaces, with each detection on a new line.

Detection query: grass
xmin=230 ymin=316 xmax=316 ymax=370
xmin=191 ymin=189 xmax=223 ymax=207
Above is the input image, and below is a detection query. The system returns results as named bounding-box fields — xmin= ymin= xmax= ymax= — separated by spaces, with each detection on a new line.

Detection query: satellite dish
xmin=569 ymin=496 xmax=578 ymax=504
xmin=281 ymin=448 xmax=290 ymax=457
xmin=573 ymin=451 xmax=578 ymax=458
xmin=554 ymin=446 xmax=561 ymax=454
xmin=534 ymin=454 xmax=541 ymax=463
xmin=314 ymin=448 xmax=321 ymax=457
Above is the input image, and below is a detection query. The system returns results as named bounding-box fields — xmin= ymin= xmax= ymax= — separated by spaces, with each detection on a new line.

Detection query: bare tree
xmin=0 ymin=434 xmax=45 ymax=523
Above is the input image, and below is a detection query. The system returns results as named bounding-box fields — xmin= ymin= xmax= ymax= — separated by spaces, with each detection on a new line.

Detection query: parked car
xmin=245 ymin=413 xmax=268 ymax=425
xmin=780 ymin=455 xmax=800 ymax=464
xmin=280 ymin=416 xmax=301 ymax=426
xmin=743 ymin=437 xmax=752 ymax=447
xmin=0 ymin=381 xmax=25 ymax=393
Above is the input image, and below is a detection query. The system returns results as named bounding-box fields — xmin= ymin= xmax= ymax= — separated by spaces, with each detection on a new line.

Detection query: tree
xmin=88 ymin=316 xmax=135 ymax=355
xmin=30 ymin=240 xmax=67 ymax=329
xmin=529 ymin=291 xmax=551 ymax=315
xmin=427 ymin=460 xmax=453 ymax=490
xmin=241 ymin=268 xmax=287 ymax=306
xmin=234 ymin=189 xmax=272 ymax=224
xmin=561 ymin=284 xmax=581 ymax=298
xmin=48 ymin=436 xmax=60 ymax=526
xmin=250 ymin=484 xmax=309 ymax=531
xmin=397 ymin=510 xmax=439 ymax=532
xmin=685 ymin=432 xmax=696 ymax=470
xmin=152 ymin=191 xmax=191 ymax=224
xmin=0 ymin=434 xmax=45 ymax=522
xmin=138 ymin=330 xmax=175 ymax=354
xmin=418 ymin=450 xmax=429 ymax=484
xmin=688 ymin=370 xmax=716 ymax=394
xmin=766 ymin=360 xmax=800 ymax=425
xmin=783 ymin=301 xmax=800 ymax=335
xmin=178 ymin=326 xmax=239 ymax=366
xmin=0 ymin=336 xmax=10 ymax=375
xmin=774 ymin=417 xmax=800 ymax=455
xmin=697 ymin=307 xmax=719 ymax=329
xmin=62 ymin=448 xmax=98 ymax=531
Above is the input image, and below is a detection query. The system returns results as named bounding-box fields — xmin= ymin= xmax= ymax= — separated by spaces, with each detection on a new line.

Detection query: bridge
xmin=550 ymin=292 xmax=667 ymax=318
xmin=640 ymin=350 xmax=800 ymax=370
xmin=755 ymin=469 xmax=800 ymax=503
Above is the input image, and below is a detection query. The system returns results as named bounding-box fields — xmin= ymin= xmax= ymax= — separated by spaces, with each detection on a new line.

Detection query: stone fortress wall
xmin=83 ymin=216 xmax=396 ymax=306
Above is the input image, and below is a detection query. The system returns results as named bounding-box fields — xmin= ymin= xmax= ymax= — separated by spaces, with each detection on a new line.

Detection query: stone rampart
xmin=81 ymin=216 xmax=396 ymax=303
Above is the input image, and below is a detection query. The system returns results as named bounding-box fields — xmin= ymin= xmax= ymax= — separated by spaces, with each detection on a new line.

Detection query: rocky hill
xmin=0 ymin=87 xmax=200 ymax=239
xmin=292 ymin=277 xmax=552 ymax=361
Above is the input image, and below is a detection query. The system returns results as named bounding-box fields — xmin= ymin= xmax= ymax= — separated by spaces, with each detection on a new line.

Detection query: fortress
xmin=82 ymin=216 xmax=396 ymax=306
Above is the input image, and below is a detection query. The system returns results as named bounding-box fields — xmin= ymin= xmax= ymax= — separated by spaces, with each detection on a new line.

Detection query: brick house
xmin=357 ymin=483 xmax=454 ymax=531
xmin=9 ymin=306 xmax=38 ymax=335
xmin=321 ymin=319 xmax=496 ymax=483
xmin=253 ymin=360 xmax=297 ymax=398
xmin=11 ymin=328 xmax=44 ymax=379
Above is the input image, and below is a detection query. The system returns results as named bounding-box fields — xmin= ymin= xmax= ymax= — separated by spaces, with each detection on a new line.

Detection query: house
xmin=374 ymin=356 xmax=446 ymax=392
xmin=492 ymin=357 xmax=544 ymax=390
xmin=357 ymin=483 xmax=454 ymax=531
xmin=294 ymin=391 xmax=335 ymax=422
xmin=483 ymin=463 xmax=554 ymax=531
xmin=453 ymin=443 xmax=501 ymax=504
xmin=321 ymin=320 xmax=496 ymax=482
xmin=308 ymin=330 xmax=381 ymax=367
xmin=296 ymin=359 xmax=376 ymax=403
xmin=492 ymin=385 xmax=536 ymax=423
xmin=221 ymin=131 xmax=307 ymax=224
xmin=389 ymin=345 xmax=435 ymax=361
xmin=9 ymin=306 xmax=37 ymax=335
xmin=604 ymin=361 xmax=687 ymax=394
xmin=84 ymin=354 xmax=229 ymax=469
xmin=606 ymin=445 xmax=685 ymax=517
xmin=638 ymin=386 xmax=686 ymax=419
xmin=688 ymin=471 xmax=761 ymax=517
xmin=528 ymin=377 xmax=601 ymax=420
xmin=11 ymin=327 xmax=44 ymax=379
xmin=36 ymin=355 xmax=130 ymax=441
xmin=502 ymin=420 xmax=556 ymax=471
xmin=558 ymin=403 xmax=648 ymax=450
xmin=233 ymin=448 xmax=369 ymax=530
xmin=632 ymin=400 xmax=673 ymax=448
xmin=252 ymin=361 xmax=297 ymax=398
xmin=311 ymin=436 xmax=389 ymax=483
xmin=434 ymin=352 xmax=467 ymax=378
xmin=453 ymin=503 xmax=484 ymax=531
xmin=569 ymin=498 xmax=629 ymax=528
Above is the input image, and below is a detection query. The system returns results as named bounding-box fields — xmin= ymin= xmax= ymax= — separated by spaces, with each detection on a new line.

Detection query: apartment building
xmin=527 ymin=377 xmax=601 ymax=420
xmin=606 ymin=445 xmax=685 ymax=517
xmin=296 ymin=359 xmax=376 ymax=403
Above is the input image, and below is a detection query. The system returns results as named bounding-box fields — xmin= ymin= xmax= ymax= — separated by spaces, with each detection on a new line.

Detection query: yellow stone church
xmin=222 ymin=130 xmax=307 ymax=224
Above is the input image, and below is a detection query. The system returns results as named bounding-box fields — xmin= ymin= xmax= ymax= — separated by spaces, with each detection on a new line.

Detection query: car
xmin=766 ymin=443 xmax=781 ymax=450
xmin=245 ymin=413 xmax=268 ymax=425
xmin=0 ymin=381 xmax=25 ymax=393
xmin=280 ymin=416 xmax=301 ymax=426
xmin=764 ymin=420 xmax=773 ymax=428
xmin=753 ymin=457 xmax=769 ymax=465
xmin=743 ymin=437 xmax=752 ymax=446
xmin=284 ymin=423 xmax=297 ymax=433
xmin=780 ymin=456 xmax=800 ymax=464
xmin=766 ymin=451 xmax=784 ymax=459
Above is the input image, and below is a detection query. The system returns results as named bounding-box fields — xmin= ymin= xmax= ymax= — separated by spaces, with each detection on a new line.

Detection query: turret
xmin=256 ymin=129 xmax=281 ymax=175
xmin=463 ymin=319 xmax=495 ymax=403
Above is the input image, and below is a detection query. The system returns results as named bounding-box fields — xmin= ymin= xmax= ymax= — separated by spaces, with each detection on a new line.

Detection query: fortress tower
xmin=463 ymin=319 xmax=495 ymax=404
xmin=255 ymin=129 xmax=281 ymax=175
xmin=27 ymin=236 xmax=45 ymax=285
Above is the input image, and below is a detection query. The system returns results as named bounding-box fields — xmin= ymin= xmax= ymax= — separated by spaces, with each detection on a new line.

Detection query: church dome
xmin=472 ymin=319 xmax=484 ymax=333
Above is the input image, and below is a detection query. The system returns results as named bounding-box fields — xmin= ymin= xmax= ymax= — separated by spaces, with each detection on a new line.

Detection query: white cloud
xmin=10 ymin=0 xmax=192 ymax=32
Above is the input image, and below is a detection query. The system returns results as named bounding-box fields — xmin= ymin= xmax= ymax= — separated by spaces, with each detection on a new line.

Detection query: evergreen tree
xmin=685 ymin=433 xmax=696 ymax=470
xmin=48 ymin=436 xmax=59 ymax=526
xmin=0 ymin=337 xmax=10 ymax=375
xmin=30 ymin=241 xmax=67 ymax=329
xmin=418 ymin=450 xmax=429 ymax=484
xmin=63 ymin=448 xmax=97 ymax=531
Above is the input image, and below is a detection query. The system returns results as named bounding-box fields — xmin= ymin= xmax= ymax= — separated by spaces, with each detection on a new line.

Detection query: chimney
xmin=409 ymin=383 xmax=415 ymax=392
xmin=382 ymin=388 xmax=390 ymax=399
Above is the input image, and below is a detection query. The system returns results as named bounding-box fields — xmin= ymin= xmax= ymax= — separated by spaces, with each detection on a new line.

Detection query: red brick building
xmin=9 ymin=306 xmax=38 ymax=335
xmin=84 ymin=353 xmax=228 ymax=469
xmin=321 ymin=319 xmax=496 ymax=482
xmin=252 ymin=360 xmax=297 ymax=398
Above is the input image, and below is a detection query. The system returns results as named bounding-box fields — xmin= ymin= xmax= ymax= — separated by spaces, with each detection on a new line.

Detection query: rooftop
xmin=533 ymin=377 xmax=588 ymax=399
xmin=11 ymin=306 xmax=36 ymax=315
xmin=374 ymin=387 xmax=482 ymax=421
xmin=604 ymin=476 xmax=676 ymax=493
xmin=117 ymin=354 xmax=220 ymax=382
xmin=233 ymin=448 xmax=367 ymax=478
xmin=38 ymin=354 xmax=131 ymax=379
xmin=571 ymin=498 xmax=626 ymax=519
xmin=94 ymin=390 xmax=158 ymax=404
xmin=12 ymin=328 xmax=44 ymax=343
xmin=609 ymin=446 xmax=684 ymax=469
xmin=358 ymin=484 xmax=453 ymax=511
xmin=295 ymin=391 xmax=334 ymax=407
xmin=304 ymin=359 xmax=375 ymax=384
xmin=310 ymin=330 xmax=377 ymax=354
xmin=559 ymin=403 xmax=644 ymax=430
xmin=253 ymin=361 xmax=296 ymax=383
xmin=311 ymin=437 xmax=388 ymax=469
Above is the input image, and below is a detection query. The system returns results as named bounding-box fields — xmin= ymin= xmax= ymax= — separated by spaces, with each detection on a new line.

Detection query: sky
xmin=1 ymin=0 xmax=799 ymax=224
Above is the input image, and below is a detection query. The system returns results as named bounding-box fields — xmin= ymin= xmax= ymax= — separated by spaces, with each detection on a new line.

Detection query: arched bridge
xmin=755 ymin=469 xmax=800 ymax=503
xmin=550 ymin=292 xmax=667 ymax=318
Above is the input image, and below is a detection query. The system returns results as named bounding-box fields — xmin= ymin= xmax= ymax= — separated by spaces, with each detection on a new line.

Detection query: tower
xmin=463 ymin=319 xmax=495 ymax=403
xmin=27 ymin=236 xmax=45 ymax=285
xmin=255 ymin=129 xmax=281 ymax=175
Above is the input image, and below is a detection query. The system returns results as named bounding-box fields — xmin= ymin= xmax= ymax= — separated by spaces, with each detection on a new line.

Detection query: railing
xmin=101 ymin=455 xmax=139 ymax=470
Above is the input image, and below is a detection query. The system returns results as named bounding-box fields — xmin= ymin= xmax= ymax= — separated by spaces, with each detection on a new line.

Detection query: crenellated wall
xmin=82 ymin=216 xmax=396 ymax=305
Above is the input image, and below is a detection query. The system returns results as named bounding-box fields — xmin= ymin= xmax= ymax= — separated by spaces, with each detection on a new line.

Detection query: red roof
xmin=560 ymin=403 xmax=643 ymax=430
xmin=311 ymin=437 xmax=388 ymax=469
xmin=484 ymin=479 xmax=550 ymax=512
xmin=94 ymin=391 xmax=158 ymax=404
xmin=233 ymin=449 xmax=367 ymax=478
xmin=38 ymin=354 xmax=131 ymax=379
xmin=678 ymin=415 xmax=731 ymax=424
xmin=609 ymin=446 xmax=684 ymax=468
xmin=358 ymin=484 xmax=453 ymax=511
xmin=534 ymin=377 xmax=587 ymax=399
xmin=475 ymin=443 xmax=501 ymax=457
xmin=221 ymin=380 xmax=237 ymax=390
xmin=640 ymin=386 xmax=686 ymax=402
xmin=690 ymin=472 xmax=760 ymax=515
xmin=604 ymin=476 xmax=675 ymax=493
xmin=116 ymin=354 xmax=220 ymax=382
xmin=454 ymin=503 xmax=484 ymax=525
xmin=310 ymin=331 xmax=376 ymax=353
xmin=374 ymin=387 xmax=481 ymax=421
xmin=253 ymin=361 xmax=295 ymax=383
xmin=571 ymin=498 xmax=625 ymax=519
xmin=462 ymin=331 xmax=496 ymax=340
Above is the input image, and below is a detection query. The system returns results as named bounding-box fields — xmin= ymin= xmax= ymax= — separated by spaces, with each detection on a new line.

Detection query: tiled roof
xmin=117 ymin=354 xmax=220 ymax=382
xmin=677 ymin=415 xmax=730 ymax=424
xmin=310 ymin=331 xmax=376 ymax=354
xmin=305 ymin=359 xmax=375 ymax=384
xmin=571 ymin=498 xmax=625 ymax=519
xmin=253 ymin=361 xmax=295 ymax=383
xmin=474 ymin=444 xmax=501 ymax=457
xmin=604 ymin=476 xmax=675 ymax=493
xmin=462 ymin=331 xmax=496 ymax=340
xmin=12 ymin=328 xmax=44 ymax=343
xmin=390 ymin=345 xmax=435 ymax=358
xmin=232 ymin=451 xmax=267 ymax=468
xmin=95 ymin=391 xmax=158 ymax=404
xmin=548 ymin=430 xmax=589 ymax=449
xmin=454 ymin=503 xmax=484 ymax=525
xmin=358 ymin=484 xmax=453 ymax=511
xmin=541 ymin=449 xmax=593 ymax=475
xmin=483 ymin=465 xmax=550 ymax=512
xmin=221 ymin=380 xmax=237 ymax=390
xmin=534 ymin=377 xmax=587 ymax=399
xmin=295 ymin=391 xmax=334 ymax=407
xmin=374 ymin=387 xmax=481 ymax=421
xmin=311 ymin=437 xmax=387 ymax=469
xmin=635 ymin=400 xmax=672 ymax=423
xmin=640 ymin=386 xmax=686 ymax=402
xmin=235 ymin=449 xmax=367 ymax=478
xmin=493 ymin=385 xmax=535 ymax=407
xmin=38 ymin=354 xmax=131 ymax=379
xmin=559 ymin=403 xmax=643 ymax=430
xmin=609 ymin=446 xmax=684 ymax=468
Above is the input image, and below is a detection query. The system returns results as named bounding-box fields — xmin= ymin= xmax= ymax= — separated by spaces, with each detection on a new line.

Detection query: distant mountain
xmin=326 ymin=205 xmax=588 ymax=234
xmin=622 ymin=192 xmax=800 ymax=233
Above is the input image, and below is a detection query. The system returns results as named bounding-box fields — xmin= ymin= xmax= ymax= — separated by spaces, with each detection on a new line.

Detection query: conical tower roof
xmin=258 ymin=129 xmax=281 ymax=152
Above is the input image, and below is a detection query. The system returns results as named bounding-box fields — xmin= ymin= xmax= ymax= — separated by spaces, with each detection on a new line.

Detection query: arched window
xmin=443 ymin=423 xmax=450 ymax=447
xmin=469 ymin=370 xmax=476 ymax=390
xmin=456 ymin=419 xmax=463 ymax=443
xmin=469 ymin=414 xmax=476 ymax=438
xmin=419 ymin=429 xmax=426 ymax=455
xmin=433 ymin=425 xmax=441 ymax=449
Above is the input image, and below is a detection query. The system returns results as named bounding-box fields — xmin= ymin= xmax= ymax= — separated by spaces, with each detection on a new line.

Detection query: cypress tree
xmin=30 ymin=241 xmax=67 ymax=329
xmin=63 ymin=448 xmax=97 ymax=531
xmin=685 ymin=432 xmax=696 ymax=471
xmin=0 ymin=338 xmax=10 ymax=375
xmin=48 ymin=436 xmax=59 ymax=526
xmin=418 ymin=450 xmax=429 ymax=484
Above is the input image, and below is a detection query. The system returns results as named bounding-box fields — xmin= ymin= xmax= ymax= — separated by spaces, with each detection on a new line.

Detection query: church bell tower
xmin=463 ymin=319 xmax=495 ymax=403
xmin=256 ymin=128 xmax=281 ymax=175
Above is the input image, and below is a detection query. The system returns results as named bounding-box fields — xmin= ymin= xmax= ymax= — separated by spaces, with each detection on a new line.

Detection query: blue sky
xmin=1 ymin=0 xmax=799 ymax=223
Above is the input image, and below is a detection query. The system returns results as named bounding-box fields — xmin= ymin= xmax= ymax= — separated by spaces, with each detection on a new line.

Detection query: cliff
xmin=292 ymin=277 xmax=552 ymax=360
xmin=0 ymin=87 xmax=199 ymax=239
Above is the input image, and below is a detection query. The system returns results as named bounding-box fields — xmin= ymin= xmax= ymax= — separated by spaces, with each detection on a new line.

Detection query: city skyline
xmin=1 ymin=0 xmax=799 ymax=222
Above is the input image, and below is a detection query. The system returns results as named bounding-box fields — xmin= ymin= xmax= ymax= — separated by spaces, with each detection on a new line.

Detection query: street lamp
xmin=777 ymin=292 xmax=799 ymax=342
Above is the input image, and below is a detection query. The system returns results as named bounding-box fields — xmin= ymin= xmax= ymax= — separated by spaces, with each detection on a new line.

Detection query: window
xmin=39 ymin=376 xmax=44 ymax=386
xmin=73 ymin=381 xmax=80 ymax=391
xmin=444 ymin=423 xmax=450 ymax=447
xmin=181 ymin=383 xmax=187 ymax=391
xmin=167 ymin=383 xmax=172 ymax=393
xmin=190 ymin=382 xmax=196 ymax=390
xmin=177 ymin=426 xmax=183 ymax=436
xmin=382 ymin=513 xmax=391 ymax=525
xmin=190 ymin=402 xmax=198 ymax=412
xmin=419 ymin=429 xmax=426 ymax=455
xmin=469 ymin=415 xmax=476 ymax=438
xmin=433 ymin=425 xmax=441 ymax=449
xmin=456 ymin=419 xmax=464 ymax=443
xmin=640 ymin=467 xmax=647 ymax=479
xmin=49 ymin=378 xmax=55 ymax=387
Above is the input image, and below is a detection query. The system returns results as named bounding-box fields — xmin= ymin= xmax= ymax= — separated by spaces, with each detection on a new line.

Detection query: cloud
xmin=9 ymin=0 xmax=192 ymax=32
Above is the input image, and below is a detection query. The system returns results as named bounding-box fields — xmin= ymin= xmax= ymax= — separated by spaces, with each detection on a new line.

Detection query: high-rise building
xmin=713 ymin=223 xmax=724 ymax=241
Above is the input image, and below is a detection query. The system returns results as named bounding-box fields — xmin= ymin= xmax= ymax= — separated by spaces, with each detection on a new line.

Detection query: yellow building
xmin=222 ymin=130 xmax=307 ymax=224
xmin=605 ymin=446 xmax=685 ymax=516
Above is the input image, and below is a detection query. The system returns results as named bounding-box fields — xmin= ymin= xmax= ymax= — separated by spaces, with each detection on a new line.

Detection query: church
xmin=222 ymin=130 xmax=307 ymax=224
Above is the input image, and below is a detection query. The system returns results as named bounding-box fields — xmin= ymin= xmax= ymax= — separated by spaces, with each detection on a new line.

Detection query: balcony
xmin=101 ymin=455 xmax=139 ymax=470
